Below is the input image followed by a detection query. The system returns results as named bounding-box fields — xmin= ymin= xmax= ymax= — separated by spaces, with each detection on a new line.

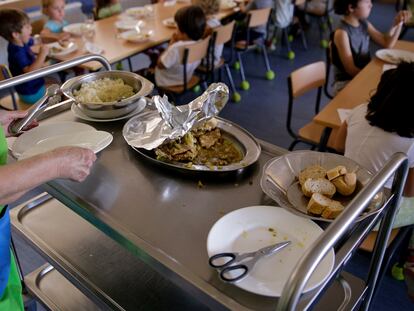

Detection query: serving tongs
xmin=9 ymin=84 xmax=62 ymax=135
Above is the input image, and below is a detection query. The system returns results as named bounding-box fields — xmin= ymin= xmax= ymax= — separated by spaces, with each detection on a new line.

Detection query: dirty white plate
xmin=48 ymin=41 xmax=78 ymax=56
xmin=71 ymin=103 xmax=145 ymax=122
xmin=18 ymin=130 xmax=113 ymax=160
xmin=375 ymin=49 xmax=414 ymax=64
xmin=11 ymin=122 xmax=94 ymax=159
xmin=220 ymin=0 xmax=237 ymax=9
xmin=119 ymin=30 xmax=153 ymax=43
xmin=115 ymin=19 xmax=142 ymax=31
xmin=125 ymin=6 xmax=151 ymax=18
xmin=162 ymin=18 xmax=176 ymax=28
xmin=63 ymin=23 xmax=95 ymax=36
xmin=84 ymin=42 xmax=103 ymax=54
xmin=207 ymin=206 xmax=334 ymax=297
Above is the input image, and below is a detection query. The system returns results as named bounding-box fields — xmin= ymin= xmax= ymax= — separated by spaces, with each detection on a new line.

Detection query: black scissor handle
xmin=209 ymin=253 xmax=236 ymax=268
xmin=220 ymin=264 xmax=248 ymax=283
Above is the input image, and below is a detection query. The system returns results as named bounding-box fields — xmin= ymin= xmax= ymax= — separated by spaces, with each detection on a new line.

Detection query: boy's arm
xmin=368 ymin=10 xmax=412 ymax=48
xmin=333 ymin=30 xmax=361 ymax=77
xmin=40 ymin=28 xmax=71 ymax=43
xmin=23 ymin=44 xmax=49 ymax=73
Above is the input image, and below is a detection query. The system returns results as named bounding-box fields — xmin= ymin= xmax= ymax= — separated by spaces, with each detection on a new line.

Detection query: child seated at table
xmin=193 ymin=0 xmax=223 ymax=67
xmin=235 ymin=0 xmax=273 ymax=43
xmin=41 ymin=0 xmax=71 ymax=42
xmin=331 ymin=0 xmax=411 ymax=94
xmin=96 ymin=0 xmax=122 ymax=20
xmin=155 ymin=5 xmax=206 ymax=87
xmin=0 ymin=9 xmax=48 ymax=104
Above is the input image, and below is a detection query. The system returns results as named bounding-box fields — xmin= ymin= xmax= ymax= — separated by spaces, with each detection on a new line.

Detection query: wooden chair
xmin=286 ymin=61 xmax=338 ymax=151
xmin=0 ymin=64 xmax=32 ymax=111
xmin=157 ymin=36 xmax=210 ymax=103
xmin=207 ymin=21 xmax=240 ymax=102
xmin=234 ymin=8 xmax=274 ymax=91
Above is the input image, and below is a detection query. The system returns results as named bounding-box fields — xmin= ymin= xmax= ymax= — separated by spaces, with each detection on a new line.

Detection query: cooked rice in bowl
xmin=73 ymin=77 xmax=135 ymax=103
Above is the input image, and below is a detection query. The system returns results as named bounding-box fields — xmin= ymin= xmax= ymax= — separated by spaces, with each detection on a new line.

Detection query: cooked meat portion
xmin=154 ymin=121 xmax=242 ymax=167
xmin=199 ymin=128 xmax=221 ymax=148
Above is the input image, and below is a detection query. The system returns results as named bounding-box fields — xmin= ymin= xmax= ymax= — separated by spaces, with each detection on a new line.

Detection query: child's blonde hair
xmin=42 ymin=0 xmax=65 ymax=14
xmin=192 ymin=0 xmax=220 ymax=16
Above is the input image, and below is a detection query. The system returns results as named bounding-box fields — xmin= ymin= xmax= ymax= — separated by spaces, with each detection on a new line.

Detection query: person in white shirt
xmin=334 ymin=63 xmax=414 ymax=251
xmin=155 ymin=5 xmax=206 ymax=87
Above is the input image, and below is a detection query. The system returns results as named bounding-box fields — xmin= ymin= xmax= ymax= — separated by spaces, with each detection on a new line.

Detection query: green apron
xmin=0 ymin=126 xmax=24 ymax=310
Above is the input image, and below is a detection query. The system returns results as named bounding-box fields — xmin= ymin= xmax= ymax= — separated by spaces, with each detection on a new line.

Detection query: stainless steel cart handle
xmin=277 ymin=152 xmax=409 ymax=311
xmin=0 ymin=54 xmax=111 ymax=93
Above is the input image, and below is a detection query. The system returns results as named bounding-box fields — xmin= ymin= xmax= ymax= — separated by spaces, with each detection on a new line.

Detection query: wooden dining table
xmin=52 ymin=2 xmax=239 ymax=71
xmin=312 ymin=40 xmax=414 ymax=149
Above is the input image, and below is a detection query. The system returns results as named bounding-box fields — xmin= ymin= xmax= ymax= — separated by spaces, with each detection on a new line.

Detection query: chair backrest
xmin=248 ymin=8 xmax=271 ymax=28
xmin=214 ymin=21 xmax=235 ymax=46
xmin=183 ymin=36 xmax=211 ymax=64
xmin=0 ymin=64 xmax=18 ymax=110
xmin=289 ymin=61 xmax=326 ymax=99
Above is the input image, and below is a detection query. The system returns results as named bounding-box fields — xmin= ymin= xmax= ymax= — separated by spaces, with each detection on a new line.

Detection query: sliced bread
xmin=307 ymin=193 xmax=344 ymax=219
xmin=326 ymin=165 xmax=347 ymax=181
xmin=298 ymin=165 xmax=327 ymax=186
xmin=302 ymin=178 xmax=336 ymax=198
xmin=332 ymin=172 xmax=357 ymax=196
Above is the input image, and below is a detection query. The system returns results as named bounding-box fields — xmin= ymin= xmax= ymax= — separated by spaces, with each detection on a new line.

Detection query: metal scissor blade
xmin=259 ymin=241 xmax=291 ymax=256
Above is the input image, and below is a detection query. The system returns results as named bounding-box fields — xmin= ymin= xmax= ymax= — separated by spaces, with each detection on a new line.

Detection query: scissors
xmin=209 ymin=241 xmax=291 ymax=283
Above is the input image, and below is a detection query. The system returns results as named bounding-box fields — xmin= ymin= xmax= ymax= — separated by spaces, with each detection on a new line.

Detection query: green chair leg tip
xmin=232 ymin=92 xmax=241 ymax=102
xmin=288 ymin=35 xmax=294 ymax=42
xmin=193 ymin=85 xmax=201 ymax=93
xmin=240 ymin=81 xmax=250 ymax=90
xmin=391 ymin=264 xmax=405 ymax=281
xmin=320 ymin=40 xmax=329 ymax=49
xmin=265 ymin=70 xmax=275 ymax=80
xmin=234 ymin=62 xmax=240 ymax=70
xmin=287 ymin=51 xmax=295 ymax=60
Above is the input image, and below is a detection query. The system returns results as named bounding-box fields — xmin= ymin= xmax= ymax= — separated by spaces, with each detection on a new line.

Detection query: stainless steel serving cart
xmin=0 ymin=56 xmax=408 ymax=310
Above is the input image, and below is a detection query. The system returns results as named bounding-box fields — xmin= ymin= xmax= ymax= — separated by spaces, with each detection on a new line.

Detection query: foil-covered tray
xmin=131 ymin=117 xmax=261 ymax=173
xmin=260 ymin=151 xmax=385 ymax=222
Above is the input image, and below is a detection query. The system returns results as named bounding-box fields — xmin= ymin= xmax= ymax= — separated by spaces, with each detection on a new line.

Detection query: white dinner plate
xmin=119 ymin=30 xmax=153 ymax=43
xmin=115 ymin=19 xmax=142 ymax=31
xmin=63 ymin=23 xmax=95 ymax=36
xmin=162 ymin=18 xmax=176 ymax=28
xmin=375 ymin=49 xmax=414 ymax=64
xmin=48 ymin=41 xmax=78 ymax=56
xmin=207 ymin=206 xmax=335 ymax=297
xmin=11 ymin=122 xmax=94 ymax=158
xmin=71 ymin=103 xmax=145 ymax=122
xmin=18 ymin=130 xmax=113 ymax=160
xmin=125 ymin=6 xmax=150 ymax=18
xmin=220 ymin=0 xmax=237 ymax=9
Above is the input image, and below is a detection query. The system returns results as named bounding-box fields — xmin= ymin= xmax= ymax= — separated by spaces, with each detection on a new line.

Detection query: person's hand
xmin=51 ymin=146 xmax=97 ymax=182
xmin=58 ymin=32 xmax=71 ymax=42
xmin=0 ymin=110 xmax=38 ymax=137
xmin=394 ymin=10 xmax=412 ymax=26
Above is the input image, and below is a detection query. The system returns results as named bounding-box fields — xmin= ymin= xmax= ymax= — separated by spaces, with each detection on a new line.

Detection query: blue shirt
xmin=44 ymin=19 xmax=69 ymax=33
xmin=7 ymin=38 xmax=45 ymax=95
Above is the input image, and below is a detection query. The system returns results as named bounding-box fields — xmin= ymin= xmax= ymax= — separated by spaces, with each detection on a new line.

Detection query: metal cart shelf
xmin=1 ymin=56 xmax=408 ymax=310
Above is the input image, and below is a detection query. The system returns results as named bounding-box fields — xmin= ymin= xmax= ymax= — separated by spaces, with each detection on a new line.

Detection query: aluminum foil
xmin=123 ymin=83 xmax=229 ymax=150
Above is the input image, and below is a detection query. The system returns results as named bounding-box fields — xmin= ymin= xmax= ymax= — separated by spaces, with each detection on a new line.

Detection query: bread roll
xmin=332 ymin=172 xmax=357 ymax=196
xmin=302 ymin=178 xmax=336 ymax=198
xmin=326 ymin=165 xmax=347 ymax=181
xmin=298 ymin=165 xmax=326 ymax=186
xmin=307 ymin=193 xmax=344 ymax=219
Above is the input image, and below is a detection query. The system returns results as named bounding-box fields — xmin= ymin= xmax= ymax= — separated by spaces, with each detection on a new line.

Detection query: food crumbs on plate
xmin=184 ymin=162 xmax=193 ymax=169
xmin=268 ymin=227 xmax=276 ymax=232
xmin=283 ymin=236 xmax=288 ymax=240
xmin=242 ymin=231 xmax=248 ymax=238
xmin=217 ymin=166 xmax=223 ymax=170
xmin=218 ymin=210 xmax=226 ymax=216
xmin=197 ymin=180 xmax=204 ymax=188
xmin=297 ymin=242 xmax=305 ymax=248
xmin=272 ymin=233 xmax=277 ymax=237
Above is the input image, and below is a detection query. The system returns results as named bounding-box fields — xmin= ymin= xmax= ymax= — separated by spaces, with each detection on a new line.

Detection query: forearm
xmin=0 ymin=153 xmax=59 ymax=205
xmin=25 ymin=54 xmax=48 ymax=72
xmin=381 ymin=23 xmax=403 ymax=48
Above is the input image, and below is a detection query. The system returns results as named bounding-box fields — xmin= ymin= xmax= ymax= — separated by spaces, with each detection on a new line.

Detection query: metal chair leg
xmin=237 ymin=52 xmax=246 ymax=82
xmin=224 ymin=64 xmax=237 ymax=94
